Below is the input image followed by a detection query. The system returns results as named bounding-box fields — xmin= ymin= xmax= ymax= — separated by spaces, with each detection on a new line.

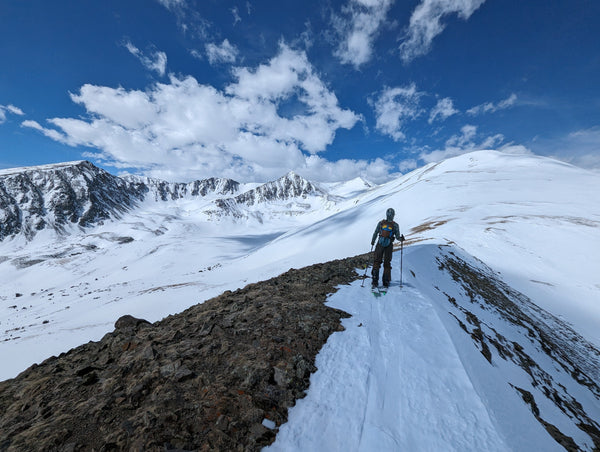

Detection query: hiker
xmin=371 ymin=208 xmax=404 ymax=288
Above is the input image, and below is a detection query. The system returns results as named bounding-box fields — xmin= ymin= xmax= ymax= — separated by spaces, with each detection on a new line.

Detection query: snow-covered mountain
xmin=1 ymin=150 xmax=599 ymax=450
xmin=0 ymin=162 xmax=320 ymax=239
xmin=210 ymin=171 xmax=330 ymax=221
xmin=0 ymin=161 xmax=146 ymax=240
xmin=122 ymin=174 xmax=239 ymax=202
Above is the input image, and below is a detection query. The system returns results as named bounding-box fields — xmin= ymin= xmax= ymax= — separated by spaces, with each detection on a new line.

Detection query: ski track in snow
xmin=268 ymin=260 xmax=511 ymax=451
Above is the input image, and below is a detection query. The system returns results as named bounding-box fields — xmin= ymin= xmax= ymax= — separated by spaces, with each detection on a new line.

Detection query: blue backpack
xmin=378 ymin=220 xmax=394 ymax=247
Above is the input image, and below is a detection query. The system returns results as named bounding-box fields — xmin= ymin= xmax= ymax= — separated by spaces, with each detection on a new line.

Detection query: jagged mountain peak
xmin=211 ymin=170 xmax=324 ymax=218
xmin=123 ymin=174 xmax=240 ymax=202
xmin=0 ymin=160 xmax=145 ymax=240
xmin=0 ymin=161 xmax=243 ymax=240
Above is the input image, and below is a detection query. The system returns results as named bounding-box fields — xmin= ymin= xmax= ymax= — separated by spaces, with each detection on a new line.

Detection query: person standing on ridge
xmin=371 ymin=208 xmax=404 ymax=288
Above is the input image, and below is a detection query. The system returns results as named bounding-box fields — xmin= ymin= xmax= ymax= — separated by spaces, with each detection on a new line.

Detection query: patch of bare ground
xmin=409 ymin=218 xmax=453 ymax=235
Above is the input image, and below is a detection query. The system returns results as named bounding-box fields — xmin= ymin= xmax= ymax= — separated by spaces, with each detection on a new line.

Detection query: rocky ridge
xmin=0 ymin=253 xmax=371 ymax=451
xmin=211 ymin=172 xmax=325 ymax=220
xmin=0 ymin=161 xmax=146 ymax=240
xmin=122 ymin=175 xmax=239 ymax=202
xmin=0 ymin=162 xmax=326 ymax=240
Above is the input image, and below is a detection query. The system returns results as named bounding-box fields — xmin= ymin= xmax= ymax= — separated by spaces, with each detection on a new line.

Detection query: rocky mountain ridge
xmin=0 ymin=253 xmax=372 ymax=451
xmin=212 ymin=172 xmax=325 ymax=220
xmin=0 ymin=161 xmax=146 ymax=240
xmin=122 ymin=175 xmax=239 ymax=202
xmin=1 ymin=247 xmax=599 ymax=451
xmin=0 ymin=162 xmax=323 ymax=240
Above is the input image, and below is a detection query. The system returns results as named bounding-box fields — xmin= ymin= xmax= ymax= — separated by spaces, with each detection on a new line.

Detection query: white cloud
xmin=123 ymin=40 xmax=167 ymax=76
xmin=429 ymin=97 xmax=458 ymax=123
xmin=205 ymin=39 xmax=239 ymax=65
xmin=22 ymin=45 xmax=367 ymax=183
xmin=21 ymin=120 xmax=73 ymax=143
xmin=419 ymin=124 xmax=530 ymax=163
xmin=467 ymin=93 xmax=517 ymax=115
xmin=399 ymin=0 xmax=486 ymax=63
xmin=398 ymin=158 xmax=418 ymax=172
xmin=0 ymin=104 xmax=25 ymax=124
xmin=231 ymin=7 xmax=241 ymax=25
xmin=371 ymin=84 xmax=423 ymax=141
xmin=156 ymin=0 xmax=186 ymax=11
xmin=333 ymin=0 xmax=394 ymax=68
xmin=303 ymin=154 xmax=393 ymax=184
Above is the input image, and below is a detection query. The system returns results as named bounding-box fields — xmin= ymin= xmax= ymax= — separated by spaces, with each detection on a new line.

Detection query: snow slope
xmin=1 ymin=151 xmax=599 ymax=380
xmin=1 ymin=150 xmax=599 ymax=450
xmin=267 ymin=246 xmax=600 ymax=451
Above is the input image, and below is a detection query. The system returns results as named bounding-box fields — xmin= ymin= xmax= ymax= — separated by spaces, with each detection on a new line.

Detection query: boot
xmin=371 ymin=269 xmax=379 ymax=288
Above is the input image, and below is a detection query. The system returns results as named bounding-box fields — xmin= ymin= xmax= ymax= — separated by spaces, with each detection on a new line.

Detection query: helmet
xmin=386 ymin=208 xmax=395 ymax=221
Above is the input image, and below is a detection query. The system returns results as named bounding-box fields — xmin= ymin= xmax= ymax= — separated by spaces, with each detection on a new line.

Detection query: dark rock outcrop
xmin=0 ymin=161 xmax=147 ymax=240
xmin=123 ymin=175 xmax=239 ymax=202
xmin=0 ymin=162 xmax=240 ymax=240
xmin=0 ymin=253 xmax=370 ymax=451
xmin=215 ymin=172 xmax=321 ymax=208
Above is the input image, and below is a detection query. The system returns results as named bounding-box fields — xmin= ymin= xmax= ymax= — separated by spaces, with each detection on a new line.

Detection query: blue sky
xmin=1 ymin=0 xmax=599 ymax=182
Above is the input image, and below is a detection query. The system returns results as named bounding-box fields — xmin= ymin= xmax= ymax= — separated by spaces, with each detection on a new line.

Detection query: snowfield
xmin=1 ymin=150 xmax=599 ymax=450
xmin=268 ymin=246 xmax=600 ymax=451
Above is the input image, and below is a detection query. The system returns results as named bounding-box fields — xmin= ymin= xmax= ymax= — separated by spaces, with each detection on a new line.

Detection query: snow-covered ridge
xmin=0 ymin=161 xmax=146 ymax=240
xmin=122 ymin=174 xmax=239 ymax=202
xmin=0 ymin=160 xmax=89 ymax=176
xmin=209 ymin=171 xmax=327 ymax=219
xmin=216 ymin=171 xmax=322 ymax=207
xmin=0 ymin=162 xmax=325 ymax=240
xmin=1 ymin=150 xmax=599 ymax=390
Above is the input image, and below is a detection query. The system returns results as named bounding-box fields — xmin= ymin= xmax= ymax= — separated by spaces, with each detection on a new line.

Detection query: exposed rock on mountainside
xmin=433 ymin=247 xmax=600 ymax=451
xmin=0 ymin=161 xmax=146 ymax=240
xmin=0 ymin=253 xmax=371 ymax=451
xmin=231 ymin=172 xmax=321 ymax=206
xmin=123 ymin=175 xmax=239 ymax=202
xmin=0 ymin=162 xmax=240 ymax=240
xmin=212 ymin=172 xmax=324 ymax=219
xmin=0 ymin=163 xmax=325 ymax=240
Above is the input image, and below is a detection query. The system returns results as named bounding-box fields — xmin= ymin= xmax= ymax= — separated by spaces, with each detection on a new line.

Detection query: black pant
xmin=372 ymin=243 xmax=393 ymax=285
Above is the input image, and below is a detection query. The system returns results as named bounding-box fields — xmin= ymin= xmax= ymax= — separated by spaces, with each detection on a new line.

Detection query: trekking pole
xmin=400 ymin=237 xmax=404 ymax=288
xmin=360 ymin=244 xmax=374 ymax=287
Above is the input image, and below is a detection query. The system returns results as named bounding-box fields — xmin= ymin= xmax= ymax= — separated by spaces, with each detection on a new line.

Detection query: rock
xmin=114 ymin=315 xmax=150 ymax=331
xmin=0 ymin=252 xmax=371 ymax=451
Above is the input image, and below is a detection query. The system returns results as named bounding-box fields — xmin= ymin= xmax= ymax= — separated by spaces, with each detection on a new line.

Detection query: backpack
xmin=378 ymin=220 xmax=394 ymax=247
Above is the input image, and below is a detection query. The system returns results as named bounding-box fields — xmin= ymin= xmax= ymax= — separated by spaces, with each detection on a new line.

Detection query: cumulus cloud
xmin=22 ymin=45 xmax=371 ymax=183
xmin=429 ymin=97 xmax=458 ymax=123
xmin=419 ymin=124 xmax=530 ymax=163
xmin=371 ymin=84 xmax=423 ymax=141
xmin=21 ymin=120 xmax=72 ymax=143
xmin=467 ymin=93 xmax=517 ymax=115
xmin=0 ymin=104 xmax=25 ymax=124
xmin=400 ymin=0 xmax=486 ymax=63
xmin=303 ymin=154 xmax=394 ymax=183
xmin=205 ymin=39 xmax=239 ymax=65
xmin=123 ymin=40 xmax=167 ymax=76
xmin=333 ymin=0 xmax=394 ymax=68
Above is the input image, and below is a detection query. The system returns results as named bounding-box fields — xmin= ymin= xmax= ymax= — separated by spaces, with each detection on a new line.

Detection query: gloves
xmin=371 ymin=240 xmax=375 ymax=246
xmin=400 ymin=234 xmax=405 ymax=242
